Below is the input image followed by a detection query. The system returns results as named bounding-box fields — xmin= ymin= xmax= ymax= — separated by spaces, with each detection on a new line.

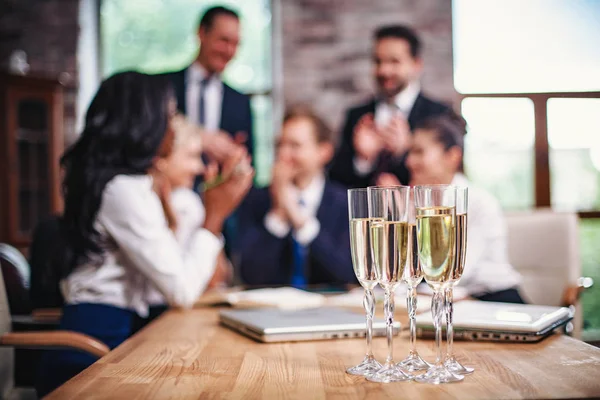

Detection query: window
xmin=453 ymin=0 xmax=600 ymax=94
xmin=462 ymin=97 xmax=535 ymax=209
xmin=548 ymin=98 xmax=600 ymax=211
xmin=101 ymin=0 xmax=274 ymax=185
xmin=454 ymin=0 xmax=600 ymax=339
xmin=580 ymin=219 xmax=600 ymax=341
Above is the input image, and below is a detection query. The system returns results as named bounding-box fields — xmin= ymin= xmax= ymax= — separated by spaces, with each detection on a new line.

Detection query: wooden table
xmin=47 ymin=307 xmax=600 ymax=399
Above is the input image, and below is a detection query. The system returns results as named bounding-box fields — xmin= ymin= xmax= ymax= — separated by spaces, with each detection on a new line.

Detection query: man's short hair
xmin=374 ymin=25 xmax=421 ymax=58
xmin=283 ymin=105 xmax=334 ymax=144
xmin=198 ymin=6 xmax=239 ymax=31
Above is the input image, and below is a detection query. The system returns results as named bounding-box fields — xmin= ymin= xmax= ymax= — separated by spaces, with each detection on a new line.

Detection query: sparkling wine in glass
xmin=414 ymin=185 xmax=464 ymax=384
xmin=397 ymin=215 xmax=431 ymax=372
xmin=366 ymin=186 xmax=413 ymax=383
xmin=444 ymin=186 xmax=474 ymax=375
xmin=346 ymin=188 xmax=382 ymax=376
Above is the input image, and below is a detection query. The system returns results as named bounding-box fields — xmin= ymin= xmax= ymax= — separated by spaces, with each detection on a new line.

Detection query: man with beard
xmin=329 ymin=25 xmax=450 ymax=188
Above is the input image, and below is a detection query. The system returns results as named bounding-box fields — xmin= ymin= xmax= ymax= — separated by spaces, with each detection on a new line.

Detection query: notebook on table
xmin=220 ymin=307 xmax=401 ymax=343
xmin=415 ymin=300 xmax=573 ymax=343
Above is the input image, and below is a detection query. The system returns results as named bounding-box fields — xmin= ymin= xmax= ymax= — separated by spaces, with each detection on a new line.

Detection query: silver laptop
xmin=220 ymin=307 xmax=401 ymax=343
xmin=416 ymin=301 xmax=573 ymax=343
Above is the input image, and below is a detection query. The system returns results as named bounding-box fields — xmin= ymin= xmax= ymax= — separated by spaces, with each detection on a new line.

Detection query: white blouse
xmin=60 ymin=175 xmax=222 ymax=317
xmin=145 ymin=187 xmax=208 ymax=306
xmin=452 ymin=174 xmax=522 ymax=295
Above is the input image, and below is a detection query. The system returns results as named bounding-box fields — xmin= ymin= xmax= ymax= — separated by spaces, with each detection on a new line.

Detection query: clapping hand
xmin=377 ymin=115 xmax=411 ymax=156
xmin=353 ymin=114 xmax=384 ymax=162
xmin=202 ymin=130 xmax=245 ymax=163
xmin=270 ymin=159 xmax=295 ymax=220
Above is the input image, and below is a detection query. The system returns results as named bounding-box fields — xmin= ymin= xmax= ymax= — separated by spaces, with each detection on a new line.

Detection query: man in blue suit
xmin=237 ymin=107 xmax=356 ymax=286
xmin=169 ymin=6 xmax=253 ymax=162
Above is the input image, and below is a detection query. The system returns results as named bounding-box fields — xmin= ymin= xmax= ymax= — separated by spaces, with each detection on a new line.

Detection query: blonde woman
xmin=142 ymin=114 xmax=236 ymax=324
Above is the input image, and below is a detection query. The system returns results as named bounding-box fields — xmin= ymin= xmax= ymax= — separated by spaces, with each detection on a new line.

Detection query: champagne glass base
xmin=414 ymin=365 xmax=464 ymax=384
xmin=366 ymin=363 xmax=413 ymax=383
xmin=444 ymin=357 xmax=474 ymax=375
xmin=346 ymin=356 xmax=383 ymax=376
xmin=397 ymin=352 xmax=431 ymax=372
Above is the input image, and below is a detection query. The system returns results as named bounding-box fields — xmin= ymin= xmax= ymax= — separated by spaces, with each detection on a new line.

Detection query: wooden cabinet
xmin=0 ymin=73 xmax=64 ymax=250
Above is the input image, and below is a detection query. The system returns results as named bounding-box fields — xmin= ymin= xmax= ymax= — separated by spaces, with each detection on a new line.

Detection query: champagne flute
xmin=366 ymin=186 xmax=413 ymax=383
xmin=346 ymin=188 xmax=383 ymax=376
xmin=397 ymin=190 xmax=431 ymax=372
xmin=414 ymin=185 xmax=464 ymax=384
xmin=444 ymin=186 xmax=474 ymax=375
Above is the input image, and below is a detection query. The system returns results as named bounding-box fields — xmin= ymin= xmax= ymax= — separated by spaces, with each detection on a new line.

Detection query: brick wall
xmin=280 ymin=0 xmax=455 ymax=133
xmin=0 ymin=0 xmax=80 ymax=143
xmin=0 ymin=0 xmax=453 ymax=146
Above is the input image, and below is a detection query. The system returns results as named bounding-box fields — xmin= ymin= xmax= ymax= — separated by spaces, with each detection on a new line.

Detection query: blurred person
xmin=378 ymin=112 xmax=524 ymax=303
xmin=166 ymin=5 xmax=253 ymax=260
xmin=139 ymin=114 xmax=236 ymax=329
xmin=237 ymin=106 xmax=356 ymax=286
xmin=167 ymin=5 xmax=253 ymax=163
xmin=36 ymin=71 xmax=253 ymax=397
xmin=329 ymin=24 xmax=449 ymax=188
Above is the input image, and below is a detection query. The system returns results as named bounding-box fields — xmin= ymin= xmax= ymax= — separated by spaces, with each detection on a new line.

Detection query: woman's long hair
xmin=58 ymin=71 xmax=174 ymax=278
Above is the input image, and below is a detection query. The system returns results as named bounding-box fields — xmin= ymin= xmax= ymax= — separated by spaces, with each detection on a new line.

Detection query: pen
xmin=198 ymin=162 xmax=252 ymax=192
xmin=199 ymin=175 xmax=225 ymax=192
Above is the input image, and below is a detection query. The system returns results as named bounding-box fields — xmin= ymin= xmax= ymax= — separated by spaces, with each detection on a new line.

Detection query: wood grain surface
xmin=46 ymin=307 xmax=600 ymax=399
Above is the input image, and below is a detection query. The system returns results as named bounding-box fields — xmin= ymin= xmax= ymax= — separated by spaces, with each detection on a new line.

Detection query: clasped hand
xmin=203 ymin=146 xmax=254 ymax=235
xmin=353 ymin=113 xmax=411 ymax=161
xmin=270 ymin=160 xmax=307 ymax=230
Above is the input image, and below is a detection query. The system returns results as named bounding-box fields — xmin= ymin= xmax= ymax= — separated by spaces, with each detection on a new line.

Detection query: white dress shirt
xmin=263 ymin=175 xmax=325 ymax=246
xmin=145 ymin=188 xmax=211 ymax=306
xmin=186 ymin=62 xmax=223 ymax=131
xmin=60 ymin=175 xmax=223 ymax=317
xmin=452 ymin=173 xmax=522 ymax=295
xmin=354 ymin=81 xmax=421 ymax=175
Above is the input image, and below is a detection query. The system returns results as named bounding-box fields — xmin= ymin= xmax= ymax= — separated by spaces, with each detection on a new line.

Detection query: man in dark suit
xmin=329 ymin=25 xmax=450 ymax=187
xmin=237 ymin=107 xmax=355 ymax=286
xmin=166 ymin=6 xmax=253 ymax=259
xmin=168 ymin=6 xmax=253 ymax=162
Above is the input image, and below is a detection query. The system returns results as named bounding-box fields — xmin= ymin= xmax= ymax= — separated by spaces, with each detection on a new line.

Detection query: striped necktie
xmin=198 ymin=76 xmax=211 ymax=126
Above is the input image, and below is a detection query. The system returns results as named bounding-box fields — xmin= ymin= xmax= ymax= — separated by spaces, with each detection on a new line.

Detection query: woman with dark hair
xmin=37 ymin=71 xmax=253 ymax=396
xmin=378 ymin=112 xmax=524 ymax=303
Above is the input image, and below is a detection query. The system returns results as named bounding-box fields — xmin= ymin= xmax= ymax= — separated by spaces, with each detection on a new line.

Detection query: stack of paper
xmin=223 ymin=287 xmax=326 ymax=310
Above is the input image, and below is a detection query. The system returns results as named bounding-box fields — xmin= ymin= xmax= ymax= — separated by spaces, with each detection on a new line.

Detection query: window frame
xmin=459 ymin=91 xmax=600 ymax=217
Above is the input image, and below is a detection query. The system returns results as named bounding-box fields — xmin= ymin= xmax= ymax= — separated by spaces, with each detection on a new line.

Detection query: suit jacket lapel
xmin=172 ymin=68 xmax=187 ymax=115
xmin=366 ymin=99 xmax=377 ymax=116
xmin=315 ymin=182 xmax=334 ymax=237
xmin=407 ymin=93 xmax=425 ymax=130
xmin=219 ymin=83 xmax=230 ymax=131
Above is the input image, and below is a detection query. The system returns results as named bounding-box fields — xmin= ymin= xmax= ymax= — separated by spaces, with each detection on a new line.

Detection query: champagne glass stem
xmin=433 ymin=289 xmax=444 ymax=367
xmin=364 ymin=288 xmax=376 ymax=358
xmin=384 ymin=289 xmax=395 ymax=365
xmin=408 ymin=285 xmax=418 ymax=355
xmin=445 ymin=287 xmax=454 ymax=359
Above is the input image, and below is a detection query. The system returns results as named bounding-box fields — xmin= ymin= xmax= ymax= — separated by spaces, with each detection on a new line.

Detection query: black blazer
xmin=236 ymin=181 xmax=356 ymax=286
xmin=329 ymin=93 xmax=450 ymax=188
xmin=167 ymin=68 xmax=254 ymax=158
